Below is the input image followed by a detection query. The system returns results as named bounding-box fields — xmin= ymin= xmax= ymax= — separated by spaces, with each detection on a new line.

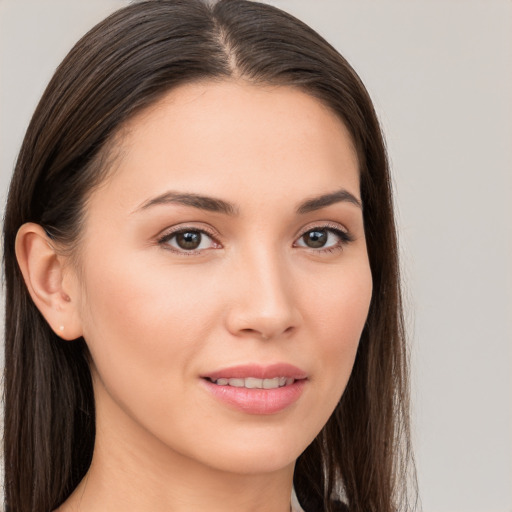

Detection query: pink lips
xmin=201 ymin=363 xmax=307 ymax=415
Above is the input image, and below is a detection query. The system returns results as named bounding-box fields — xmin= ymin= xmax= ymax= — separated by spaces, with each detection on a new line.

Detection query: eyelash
xmin=296 ymin=223 xmax=354 ymax=254
xmin=157 ymin=223 xmax=354 ymax=256
xmin=157 ymin=226 xmax=220 ymax=255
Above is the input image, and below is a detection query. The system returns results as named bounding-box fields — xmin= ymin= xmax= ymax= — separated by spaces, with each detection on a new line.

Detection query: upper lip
xmin=202 ymin=363 xmax=308 ymax=381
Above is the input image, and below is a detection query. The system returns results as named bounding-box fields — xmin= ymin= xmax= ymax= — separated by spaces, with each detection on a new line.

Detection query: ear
xmin=15 ymin=223 xmax=83 ymax=340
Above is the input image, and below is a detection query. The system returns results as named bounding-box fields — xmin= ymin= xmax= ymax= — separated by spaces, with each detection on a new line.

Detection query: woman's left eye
xmin=295 ymin=226 xmax=352 ymax=251
xmin=159 ymin=229 xmax=219 ymax=253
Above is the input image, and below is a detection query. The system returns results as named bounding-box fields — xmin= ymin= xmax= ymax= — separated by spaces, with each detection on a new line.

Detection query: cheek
xmin=306 ymin=257 xmax=372 ymax=342
xmin=77 ymin=254 xmax=220 ymax=404
xmin=76 ymin=256 xmax=232 ymax=464
xmin=303 ymin=260 xmax=372 ymax=409
xmin=81 ymin=251 xmax=214 ymax=336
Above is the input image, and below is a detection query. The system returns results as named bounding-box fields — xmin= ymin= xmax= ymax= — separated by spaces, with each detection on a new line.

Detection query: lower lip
xmin=202 ymin=379 xmax=306 ymax=415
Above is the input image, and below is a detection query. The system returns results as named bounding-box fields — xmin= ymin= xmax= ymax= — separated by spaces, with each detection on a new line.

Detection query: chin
xmin=201 ymin=445 xmax=300 ymax=475
xmin=171 ymin=421 xmax=317 ymax=476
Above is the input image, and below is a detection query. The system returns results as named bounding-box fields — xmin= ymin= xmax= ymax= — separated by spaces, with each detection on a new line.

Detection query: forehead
xmin=92 ymin=80 xmax=360 ymax=213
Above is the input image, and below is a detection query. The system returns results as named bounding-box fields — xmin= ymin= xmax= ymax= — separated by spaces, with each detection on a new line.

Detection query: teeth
xmin=263 ymin=377 xmax=280 ymax=389
xmin=245 ymin=377 xmax=263 ymax=388
xmin=228 ymin=378 xmax=245 ymax=388
xmin=212 ymin=377 xmax=295 ymax=389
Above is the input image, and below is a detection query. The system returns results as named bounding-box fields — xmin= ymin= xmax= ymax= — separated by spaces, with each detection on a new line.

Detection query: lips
xmin=201 ymin=363 xmax=307 ymax=415
xmin=203 ymin=363 xmax=307 ymax=381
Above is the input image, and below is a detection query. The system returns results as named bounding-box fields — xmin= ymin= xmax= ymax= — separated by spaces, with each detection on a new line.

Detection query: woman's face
xmin=69 ymin=80 xmax=372 ymax=475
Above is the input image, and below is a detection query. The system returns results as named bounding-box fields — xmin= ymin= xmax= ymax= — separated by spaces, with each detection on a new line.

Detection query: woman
xmin=3 ymin=1 xmax=416 ymax=511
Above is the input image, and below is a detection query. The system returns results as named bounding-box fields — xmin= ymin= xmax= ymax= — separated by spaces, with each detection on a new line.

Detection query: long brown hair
xmin=3 ymin=1 xmax=417 ymax=511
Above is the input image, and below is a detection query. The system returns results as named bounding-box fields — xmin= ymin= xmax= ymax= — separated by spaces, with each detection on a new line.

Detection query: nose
xmin=224 ymin=248 xmax=301 ymax=341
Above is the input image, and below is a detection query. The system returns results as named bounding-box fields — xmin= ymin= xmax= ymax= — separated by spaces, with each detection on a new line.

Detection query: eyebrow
xmin=296 ymin=188 xmax=362 ymax=214
xmin=135 ymin=191 xmax=239 ymax=215
xmin=134 ymin=187 xmax=361 ymax=215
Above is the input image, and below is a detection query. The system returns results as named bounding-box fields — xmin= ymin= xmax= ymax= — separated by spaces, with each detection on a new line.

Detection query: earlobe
xmin=15 ymin=223 xmax=83 ymax=340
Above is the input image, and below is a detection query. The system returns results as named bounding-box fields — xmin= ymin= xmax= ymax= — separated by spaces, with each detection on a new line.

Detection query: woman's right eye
xmin=159 ymin=229 xmax=220 ymax=253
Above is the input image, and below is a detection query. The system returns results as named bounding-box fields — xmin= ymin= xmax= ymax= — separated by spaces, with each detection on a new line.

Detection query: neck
xmin=57 ymin=382 xmax=296 ymax=512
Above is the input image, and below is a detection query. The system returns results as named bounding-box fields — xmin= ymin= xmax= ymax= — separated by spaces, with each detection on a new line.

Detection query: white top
xmin=291 ymin=487 xmax=306 ymax=512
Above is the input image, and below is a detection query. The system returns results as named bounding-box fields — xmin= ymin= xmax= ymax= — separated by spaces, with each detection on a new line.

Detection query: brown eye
xmin=295 ymin=226 xmax=352 ymax=252
xmin=160 ymin=229 xmax=218 ymax=253
xmin=175 ymin=231 xmax=202 ymax=250
xmin=302 ymin=229 xmax=328 ymax=248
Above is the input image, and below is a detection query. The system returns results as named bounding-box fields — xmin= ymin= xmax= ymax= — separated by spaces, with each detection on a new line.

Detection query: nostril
xmin=240 ymin=326 xmax=295 ymax=340
xmin=240 ymin=329 xmax=269 ymax=340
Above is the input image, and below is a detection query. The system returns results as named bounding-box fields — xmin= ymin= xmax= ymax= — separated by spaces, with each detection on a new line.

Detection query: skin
xmin=17 ymin=80 xmax=372 ymax=512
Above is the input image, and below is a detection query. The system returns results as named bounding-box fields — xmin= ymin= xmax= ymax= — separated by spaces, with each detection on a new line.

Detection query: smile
xmin=201 ymin=363 xmax=307 ymax=414
xmin=208 ymin=377 xmax=295 ymax=389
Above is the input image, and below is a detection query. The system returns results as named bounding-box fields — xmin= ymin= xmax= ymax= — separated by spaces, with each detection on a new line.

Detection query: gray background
xmin=1 ymin=1 xmax=511 ymax=511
